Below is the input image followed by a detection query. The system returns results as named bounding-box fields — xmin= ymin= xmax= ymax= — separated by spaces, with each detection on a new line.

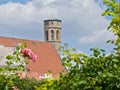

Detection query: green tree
xmin=45 ymin=0 xmax=120 ymax=90
xmin=102 ymin=0 xmax=120 ymax=50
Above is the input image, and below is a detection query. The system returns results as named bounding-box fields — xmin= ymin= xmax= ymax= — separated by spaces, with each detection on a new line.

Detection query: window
xmin=46 ymin=31 xmax=48 ymax=40
xmin=56 ymin=30 xmax=60 ymax=40
xmin=51 ymin=30 xmax=54 ymax=40
xmin=51 ymin=21 xmax=53 ymax=25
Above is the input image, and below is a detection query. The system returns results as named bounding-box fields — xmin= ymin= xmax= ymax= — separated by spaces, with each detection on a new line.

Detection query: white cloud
xmin=79 ymin=29 xmax=114 ymax=45
xmin=0 ymin=1 xmax=59 ymax=24
xmin=42 ymin=0 xmax=56 ymax=5
xmin=0 ymin=2 xmax=36 ymax=24
xmin=0 ymin=0 xmax=114 ymax=53
xmin=0 ymin=0 xmax=108 ymax=25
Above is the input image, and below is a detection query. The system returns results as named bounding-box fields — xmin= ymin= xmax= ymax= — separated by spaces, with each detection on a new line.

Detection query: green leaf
xmin=102 ymin=9 xmax=109 ymax=16
xmin=78 ymin=80 xmax=87 ymax=85
xmin=6 ymin=55 xmax=14 ymax=60
xmin=112 ymin=59 xmax=118 ymax=62
xmin=113 ymin=64 xmax=118 ymax=68
xmin=112 ymin=17 xmax=120 ymax=23
xmin=106 ymin=72 xmax=114 ymax=77
xmin=6 ymin=61 xmax=13 ymax=66
xmin=103 ymin=0 xmax=109 ymax=4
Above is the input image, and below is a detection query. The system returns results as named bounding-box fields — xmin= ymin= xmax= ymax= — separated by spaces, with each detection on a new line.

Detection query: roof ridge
xmin=0 ymin=36 xmax=47 ymax=43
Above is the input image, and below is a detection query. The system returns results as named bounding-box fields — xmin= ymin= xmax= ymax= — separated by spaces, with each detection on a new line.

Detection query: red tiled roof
xmin=0 ymin=36 xmax=67 ymax=79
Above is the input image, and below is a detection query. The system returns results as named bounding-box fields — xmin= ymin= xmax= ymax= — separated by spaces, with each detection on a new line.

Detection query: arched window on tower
xmin=56 ymin=30 xmax=60 ymax=40
xmin=46 ymin=30 xmax=48 ymax=40
xmin=51 ymin=30 xmax=54 ymax=40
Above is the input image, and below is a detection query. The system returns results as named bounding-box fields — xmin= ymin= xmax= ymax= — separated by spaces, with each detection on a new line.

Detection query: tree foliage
xmin=49 ymin=47 xmax=120 ymax=90
xmin=37 ymin=0 xmax=120 ymax=90
xmin=102 ymin=0 xmax=120 ymax=47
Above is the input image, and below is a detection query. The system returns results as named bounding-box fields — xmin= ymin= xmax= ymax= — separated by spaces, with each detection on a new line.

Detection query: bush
xmin=14 ymin=77 xmax=42 ymax=90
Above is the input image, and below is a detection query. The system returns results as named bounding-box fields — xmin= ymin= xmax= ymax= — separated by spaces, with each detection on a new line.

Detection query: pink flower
xmin=21 ymin=48 xmax=32 ymax=55
xmin=21 ymin=48 xmax=37 ymax=62
xmin=28 ymin=52 xmax=34 ymax=59
xmin=32 ymin=54 xmax=38 ymax=62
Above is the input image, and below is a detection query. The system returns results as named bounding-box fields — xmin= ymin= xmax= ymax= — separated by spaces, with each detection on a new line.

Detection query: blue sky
xmin=0 ymin=0 xmax=116 ymax=54
xmin=0 ymin=0 xmax=31 ymax=4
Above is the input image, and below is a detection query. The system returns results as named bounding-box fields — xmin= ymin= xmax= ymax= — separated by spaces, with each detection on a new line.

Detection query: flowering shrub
xmin=0 ymin=43 xmax=38 ymax=90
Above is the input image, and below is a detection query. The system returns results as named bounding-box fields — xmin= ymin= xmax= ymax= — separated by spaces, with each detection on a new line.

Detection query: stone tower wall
xmin=44 ymin=19 xmax=62 ymax=55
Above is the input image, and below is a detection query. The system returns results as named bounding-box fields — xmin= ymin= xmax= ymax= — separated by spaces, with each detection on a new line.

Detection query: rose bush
xmin=0 ymin=43 xmax=38 ymax=90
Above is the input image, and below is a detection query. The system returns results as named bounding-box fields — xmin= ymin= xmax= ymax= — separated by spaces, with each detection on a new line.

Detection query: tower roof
xmin=44 ymin=17 xmax=62 ymax=22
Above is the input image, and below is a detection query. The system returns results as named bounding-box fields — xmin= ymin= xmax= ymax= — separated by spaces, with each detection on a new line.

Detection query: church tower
xmin=44 ymin=18 xmax=62 ymax=55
